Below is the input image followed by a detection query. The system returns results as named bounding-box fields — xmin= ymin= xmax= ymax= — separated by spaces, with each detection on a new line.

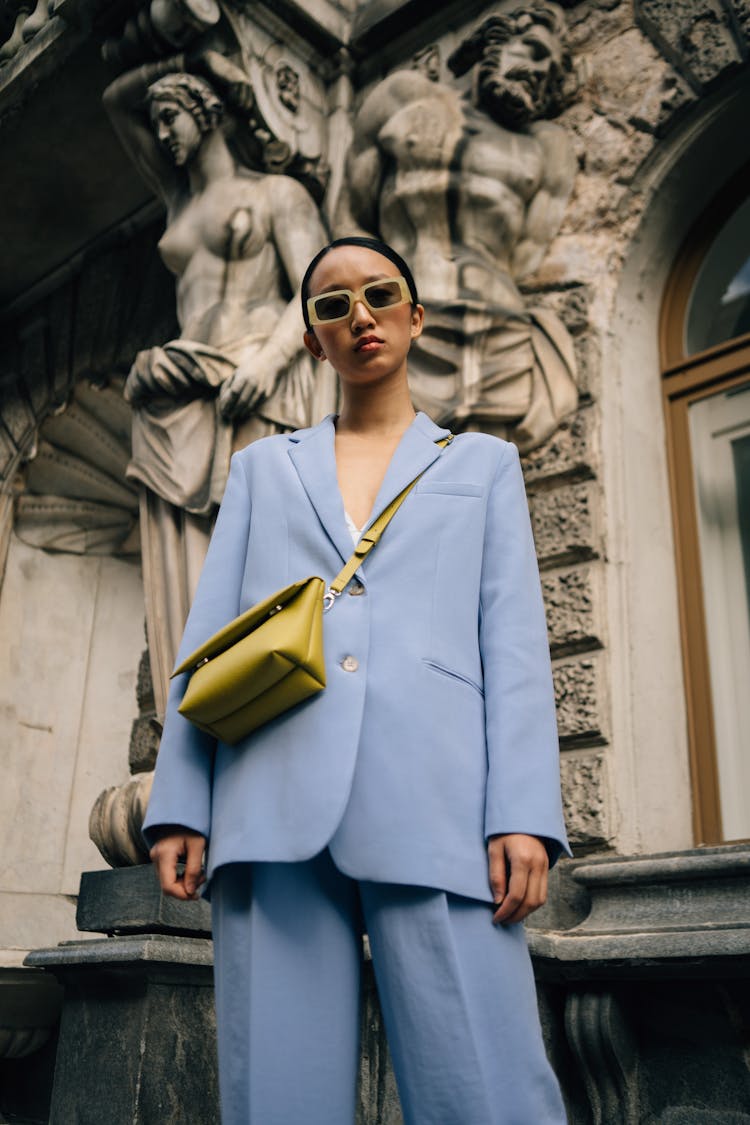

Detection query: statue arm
xmin=102 ymin=57 xmax=187 ymax=206
xmin=334 ymin=70 xmax=433 ymax=238
xmin=512 ymin=122 xmax=577 ymax=279
xmin=264 ymin=177 xmax=329 ymax=368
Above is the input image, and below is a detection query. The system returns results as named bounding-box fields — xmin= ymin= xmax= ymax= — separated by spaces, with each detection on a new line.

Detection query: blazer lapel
xmin=288 ymin=412 xmax=453 ymax=571
xmin=364 ymin=412 xmax=452 ymax=532
xmin=288 ymin=415 xmax=355 ymax=568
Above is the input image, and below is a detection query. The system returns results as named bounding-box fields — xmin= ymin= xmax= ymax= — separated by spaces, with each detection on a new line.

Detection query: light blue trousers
xmin=210 ymin=850 xmax=566 ymax=1125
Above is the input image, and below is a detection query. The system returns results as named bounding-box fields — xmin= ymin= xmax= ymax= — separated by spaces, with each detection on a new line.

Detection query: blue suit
xmin=143 ymin=411 xmax=570 ymax=1124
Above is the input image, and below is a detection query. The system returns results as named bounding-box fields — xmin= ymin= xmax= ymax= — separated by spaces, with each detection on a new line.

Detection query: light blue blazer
xmin=142 ymin=411 xmax=571 ymax=902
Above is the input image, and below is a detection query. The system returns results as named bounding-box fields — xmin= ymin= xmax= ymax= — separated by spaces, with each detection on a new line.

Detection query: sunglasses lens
xmin=313 ymin=293 xmax=351 ymax=321
xmin=364 ymin=280 xmax=404 ymax=308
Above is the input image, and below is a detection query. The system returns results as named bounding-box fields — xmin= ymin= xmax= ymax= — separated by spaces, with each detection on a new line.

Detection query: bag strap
xmin=324 ymin=435 xmax=453 ymax=610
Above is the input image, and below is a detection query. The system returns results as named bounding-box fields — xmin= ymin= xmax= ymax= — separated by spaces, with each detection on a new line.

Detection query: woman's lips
xmin=355 ymin=336 xmax=383 ymax=352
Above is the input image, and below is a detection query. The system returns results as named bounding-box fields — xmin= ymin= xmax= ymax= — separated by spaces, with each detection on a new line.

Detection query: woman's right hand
xmin=149 ymin=826 xmax=207 ymax=901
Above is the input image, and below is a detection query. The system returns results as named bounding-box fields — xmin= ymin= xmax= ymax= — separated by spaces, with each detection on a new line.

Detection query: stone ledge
xmin=530 ymin=927 xmax=750 ymax=978
xmin=25 ymin=933 xmax=214 ymax=972
xmin=529 ymin=845 xmax=750 ymax=980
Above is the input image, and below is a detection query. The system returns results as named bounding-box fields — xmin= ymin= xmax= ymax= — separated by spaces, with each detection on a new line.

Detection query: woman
xmin=144 ymin=236 xmax=570 ymax=1124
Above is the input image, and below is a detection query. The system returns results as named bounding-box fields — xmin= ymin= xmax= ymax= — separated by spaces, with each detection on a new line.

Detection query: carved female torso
xmin=158 ymin=173 xmax=292 ymax=345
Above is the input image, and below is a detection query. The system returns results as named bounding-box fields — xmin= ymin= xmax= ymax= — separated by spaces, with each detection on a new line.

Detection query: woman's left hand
xmin=488 ymin=833 xmax=549 ymax=925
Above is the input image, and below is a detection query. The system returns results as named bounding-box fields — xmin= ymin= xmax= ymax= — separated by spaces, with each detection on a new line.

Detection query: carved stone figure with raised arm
xmin=103 ymin=51 xmax=331 ymax=713
xmin=337 ymin=2 xmax=578 ymax=449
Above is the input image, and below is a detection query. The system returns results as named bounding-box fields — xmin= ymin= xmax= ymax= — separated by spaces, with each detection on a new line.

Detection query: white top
xmin=344 ymin=511 xmax=363 ymax=545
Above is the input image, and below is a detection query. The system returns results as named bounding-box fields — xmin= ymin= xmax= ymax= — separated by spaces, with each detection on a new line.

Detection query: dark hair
xmin=301 ymin=236 xmax=419 ymax=330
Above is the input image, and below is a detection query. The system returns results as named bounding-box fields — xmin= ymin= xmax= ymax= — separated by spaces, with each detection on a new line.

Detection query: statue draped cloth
xmin=126 ymin=332 xmax=323 ymax=714
xmin=408 ymin=302 xmax=577 ymax=452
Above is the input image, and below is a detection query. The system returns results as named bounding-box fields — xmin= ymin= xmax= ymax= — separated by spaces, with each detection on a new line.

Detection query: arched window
xmin=661 ymin=165 xmax=750 ymax=845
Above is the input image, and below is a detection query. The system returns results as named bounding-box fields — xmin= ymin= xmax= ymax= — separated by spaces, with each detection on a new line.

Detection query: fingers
xmin=124 ymin=350 xmax=157 ymax=405
xmin=219 ymin=374 xmax=266 ymax=420
xmin=489 ymin=834 xmax=549 ymax=925
xmin=150 ymin=836 xmax=186 ymax=899
xmin=183 ymin=834 xmax=207 ymax=899
xmin=493 ymin=857 xmax=529 ymax=925
xmin=488 ymin=835 xmax=508 ymax=917
xmin=123 ymin=371 xmax=145 ymax=406
xmin=149 ymin=832 xmax=206 ymax=901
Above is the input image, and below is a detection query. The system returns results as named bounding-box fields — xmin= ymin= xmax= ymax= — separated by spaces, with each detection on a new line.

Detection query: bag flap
xmin=171 ymin=577 xmax=322 ymax=677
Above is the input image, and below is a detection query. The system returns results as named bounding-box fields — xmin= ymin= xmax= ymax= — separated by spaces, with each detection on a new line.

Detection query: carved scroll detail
xmin=89 ymin=771 xmax=154 ymax=868
xmin=565 ymin=991 xmax=639 ymax=1125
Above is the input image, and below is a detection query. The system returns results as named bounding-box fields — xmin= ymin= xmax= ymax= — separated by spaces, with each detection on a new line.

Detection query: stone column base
xmin=26 ymin=932 xmax=218 ymax=1125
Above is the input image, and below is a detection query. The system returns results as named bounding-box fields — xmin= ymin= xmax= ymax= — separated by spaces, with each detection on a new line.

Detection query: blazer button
xmin=341 ymin=655 xmax=359 ymax=672
xmin=349 ymin=581 xmax=365 ymax=596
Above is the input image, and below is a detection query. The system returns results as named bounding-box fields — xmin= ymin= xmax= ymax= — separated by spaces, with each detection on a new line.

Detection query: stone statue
xmin=337 ymin=1 xmax=578 ymax=449
xmin=104 ymin=51 xmax=331 ymax=713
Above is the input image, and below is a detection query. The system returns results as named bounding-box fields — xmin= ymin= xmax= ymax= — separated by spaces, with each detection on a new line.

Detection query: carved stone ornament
xmin=245 ymin=45 xmax=325 ymax=169
xmin=0 ymin=968 xmax=62 ymax=1062
xmin=14 ymin=379 xmax=139 ymax=556
xmin=102 ymin=0 xmax=221 ymax=70
xmin=89 ymin=771 xmax=154 ymax=868
xmin=565 ymin=991 xmax=638 ymax=1125
xmin=634 ymin=0 xmax=750 ymax=93
xmin=336 ymin=1 xmax=580 ymax=450
xmin=412 ymin=43 xmax=441 ymax=82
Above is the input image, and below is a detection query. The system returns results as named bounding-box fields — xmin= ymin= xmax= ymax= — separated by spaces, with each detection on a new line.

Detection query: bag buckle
xmin=323 ymin=587 xmax=341 ymax=613
xmin=195 ymin=657 xmax=209 ymax=670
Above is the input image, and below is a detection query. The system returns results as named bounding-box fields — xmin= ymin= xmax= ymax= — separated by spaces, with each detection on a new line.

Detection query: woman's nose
xmin=350 ymin=299 xmax=374 ymax=330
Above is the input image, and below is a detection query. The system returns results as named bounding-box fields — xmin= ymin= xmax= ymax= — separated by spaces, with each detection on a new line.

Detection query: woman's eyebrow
xmin=315 ymin=273 xmax=391 ymax=294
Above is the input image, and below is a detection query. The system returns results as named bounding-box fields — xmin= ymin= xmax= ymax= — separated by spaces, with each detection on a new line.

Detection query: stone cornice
xmin=530 ymin=845 xmax=750 ymax=979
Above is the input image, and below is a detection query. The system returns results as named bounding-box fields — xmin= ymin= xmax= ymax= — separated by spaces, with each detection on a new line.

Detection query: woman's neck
xmin=337 ymin=378 xmax=416 ymax=438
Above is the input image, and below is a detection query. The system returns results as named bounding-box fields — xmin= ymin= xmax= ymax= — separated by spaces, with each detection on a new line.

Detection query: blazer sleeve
xmin=480 ymin=441 xmax=572 ymax=866
xmin=141 ymin=451 xmax=252 ymax=848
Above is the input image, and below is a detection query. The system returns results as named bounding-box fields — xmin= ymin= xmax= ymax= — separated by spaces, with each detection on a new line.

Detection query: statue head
xmin=448 ymin=2 xmax=573 ymax=127
xmin=275 ymin=63 xmax=300 ymax=115
xmin=147 ymin=73 xmax=224 ymax=166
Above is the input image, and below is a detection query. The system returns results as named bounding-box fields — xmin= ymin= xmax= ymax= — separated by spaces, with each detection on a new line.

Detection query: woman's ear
xmin=303 ymin=330 xmax=326 ymax=361
xmin=410 ymin=304 xmax=425 ymax=341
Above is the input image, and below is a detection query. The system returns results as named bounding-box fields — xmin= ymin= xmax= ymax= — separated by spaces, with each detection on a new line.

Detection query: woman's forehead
xmin=308 ymin=245 xmax=396 ymax=293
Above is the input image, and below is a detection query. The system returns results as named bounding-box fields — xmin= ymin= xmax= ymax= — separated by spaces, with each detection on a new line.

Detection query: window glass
xmin=689 ymin=379 xmax=750 ymax=838
xmin=686 ymin=197 xmax=750 ymax=355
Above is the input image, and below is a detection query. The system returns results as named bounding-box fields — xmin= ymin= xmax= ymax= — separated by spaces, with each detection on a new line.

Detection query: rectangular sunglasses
xmin=307 ymin=276 xmax=411 ymax=325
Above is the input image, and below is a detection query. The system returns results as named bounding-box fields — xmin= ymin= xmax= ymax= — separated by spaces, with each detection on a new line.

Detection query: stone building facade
xmin=1 ymin=0 xmax=749 ymax=1121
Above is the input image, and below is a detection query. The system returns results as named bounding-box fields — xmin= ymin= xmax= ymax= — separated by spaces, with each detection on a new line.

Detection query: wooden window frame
xmin=660 ymin=162 xmax=750 ymax=844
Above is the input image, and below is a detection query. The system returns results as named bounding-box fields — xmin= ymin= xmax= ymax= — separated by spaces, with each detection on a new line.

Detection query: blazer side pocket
xmin=423 ymin=659 xmax=484 ymax=698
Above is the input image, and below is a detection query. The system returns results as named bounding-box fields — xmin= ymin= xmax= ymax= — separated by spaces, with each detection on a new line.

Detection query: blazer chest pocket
xmin=415 ymin=481 xmax=483 ymax=497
